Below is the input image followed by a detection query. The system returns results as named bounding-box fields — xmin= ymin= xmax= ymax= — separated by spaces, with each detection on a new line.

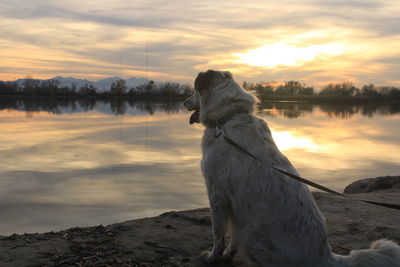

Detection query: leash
xmin=215 ymin=125 xmax=400 ymax=211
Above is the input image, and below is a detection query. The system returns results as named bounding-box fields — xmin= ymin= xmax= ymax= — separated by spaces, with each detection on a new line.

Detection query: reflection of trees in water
xmin=257 ymin=101 xmax=400 ymax=119
xmin=0 ymin=97 xmax=184 ymax=117
xmin=1 ymin=97 xmax=81 ymax=116
xmin=110 ymin=100 xmax=126 ymax=115
xmin=258 ymin=102 xmax=314 ymax=119
xmin=360 ymin=104 xmax=400 ymax=117
xmin=1 ymin=97 xmax=399 ymax=119
xmin=130 ymin=101 xmax=183 ymax=115
xmin=318 ymin=103 xmax=400 ymax=119
xmin=318 ymin=105 xmax=359 ymax=120
xmin=77 ymin=99 xmax=96 ymax=111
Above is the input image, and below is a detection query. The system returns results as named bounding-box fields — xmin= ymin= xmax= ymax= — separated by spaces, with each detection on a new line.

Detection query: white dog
xmin=184 ymin=70 xmax=400 ymax=267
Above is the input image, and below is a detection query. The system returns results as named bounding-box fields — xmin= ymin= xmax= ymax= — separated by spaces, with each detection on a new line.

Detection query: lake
xmin=0 ymin=98 xmax=399 ymax=235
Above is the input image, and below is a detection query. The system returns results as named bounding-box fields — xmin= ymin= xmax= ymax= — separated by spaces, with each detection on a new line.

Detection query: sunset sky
xmin=1 ymin=0 xmax=400 ymax=86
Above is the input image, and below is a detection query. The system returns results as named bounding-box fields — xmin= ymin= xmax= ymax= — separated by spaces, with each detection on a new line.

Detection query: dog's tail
xmin=328 ymin=239 xmax=400 ymax=267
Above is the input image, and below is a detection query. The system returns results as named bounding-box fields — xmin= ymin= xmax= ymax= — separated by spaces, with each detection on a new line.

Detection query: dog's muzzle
xmin=184 ymin=95 xmax=200 ymax=124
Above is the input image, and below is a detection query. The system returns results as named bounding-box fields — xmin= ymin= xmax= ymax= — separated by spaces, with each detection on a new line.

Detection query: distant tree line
xmin=243 ymin=81 xmax=314 ymax=98
xmin=107 ymin=79 xmax=193 ymax=98
xmin=0 ymin=77 xmax=193 ymax=99
xmin=243 ymin=80 xmax=400 ymax=100
xmin=3 ymin=76 xmax=400 ymax=101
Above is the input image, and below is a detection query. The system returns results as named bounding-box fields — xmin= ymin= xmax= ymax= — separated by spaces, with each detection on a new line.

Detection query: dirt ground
xmin=0 ymin=188 xmax=399 ymax=266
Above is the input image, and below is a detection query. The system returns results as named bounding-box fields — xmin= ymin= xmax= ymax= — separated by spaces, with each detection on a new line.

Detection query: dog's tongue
xmin=189 ymin=110 xmax=200 ymax=124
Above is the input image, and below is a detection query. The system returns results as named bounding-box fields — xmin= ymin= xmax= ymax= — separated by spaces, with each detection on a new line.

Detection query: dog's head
xmin=184 ymin=70 xmax=255 ymax=127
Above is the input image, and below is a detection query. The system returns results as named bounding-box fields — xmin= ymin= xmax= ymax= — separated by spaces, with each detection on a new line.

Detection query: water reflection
xmin=0 ymin=97 xmax=184 ymax=118
xmin=0 ymin=98 xmax=399 ymax=235
xmin=0 ymin=103 xmax=205 ymax=235
xmin=2 ymin=97 xmax=400 ymax=119
xmin=258 ymin=101 xmax=400 ymax=119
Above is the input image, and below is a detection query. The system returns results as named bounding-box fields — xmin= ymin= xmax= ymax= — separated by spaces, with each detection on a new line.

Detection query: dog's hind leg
xmin=222 ymin=220 xmax=239 ymax=261
xmin=201 ymin=201 xmax=228 ymax=263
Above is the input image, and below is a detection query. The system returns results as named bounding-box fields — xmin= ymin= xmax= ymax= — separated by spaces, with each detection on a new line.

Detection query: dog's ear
xmin=194 ymin=70 xmax=217 ymax=95
xmin=223 ymin=71 xmax=232 ymax=79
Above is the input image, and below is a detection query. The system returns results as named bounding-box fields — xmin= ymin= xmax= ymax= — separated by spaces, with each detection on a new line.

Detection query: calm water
xmin=0 ymin=98 xmax=399 ymax=235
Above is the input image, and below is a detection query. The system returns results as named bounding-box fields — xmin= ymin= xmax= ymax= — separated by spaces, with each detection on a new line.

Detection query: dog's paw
xmin=221 ymin=248 xmax=237 ymax=262
xmin=200 ymin=250 xmax=219 ymax=263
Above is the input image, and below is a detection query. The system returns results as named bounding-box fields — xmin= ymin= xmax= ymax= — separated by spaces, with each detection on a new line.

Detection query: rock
xmin=344 ymin=176 xmax=400 ymax=194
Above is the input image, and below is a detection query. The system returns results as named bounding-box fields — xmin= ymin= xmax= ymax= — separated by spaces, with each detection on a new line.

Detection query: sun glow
xmin=235 ymin=42 xmax=345 ymax=68
xmin=272 ymin=131 xmax=320 ymax=151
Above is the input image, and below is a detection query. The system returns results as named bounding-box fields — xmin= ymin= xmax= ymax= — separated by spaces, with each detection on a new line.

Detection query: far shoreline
xmin=2 ymin=94 xmax=400 ymax=104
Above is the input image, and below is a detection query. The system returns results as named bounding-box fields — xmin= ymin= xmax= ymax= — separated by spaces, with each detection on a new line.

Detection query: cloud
xmin=0 ymin=0 xmax=399 ymax=85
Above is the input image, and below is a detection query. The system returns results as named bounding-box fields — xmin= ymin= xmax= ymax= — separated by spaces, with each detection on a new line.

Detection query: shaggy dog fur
xmin=184 ymin=70 xmax=400 ymax=267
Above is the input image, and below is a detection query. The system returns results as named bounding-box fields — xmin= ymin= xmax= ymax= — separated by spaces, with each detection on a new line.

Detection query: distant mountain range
xmin=13 ymin=76 xmax=150 ymax=92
